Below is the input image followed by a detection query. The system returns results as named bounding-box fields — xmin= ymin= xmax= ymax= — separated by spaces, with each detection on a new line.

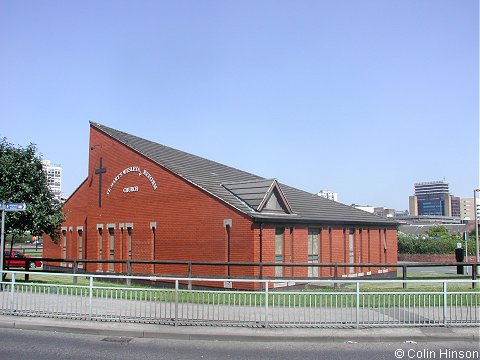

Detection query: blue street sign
xmin=4 ymin=203 xmax=26 ymax=211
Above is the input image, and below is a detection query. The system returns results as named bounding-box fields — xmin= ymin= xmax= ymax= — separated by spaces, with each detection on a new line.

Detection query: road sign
xmin=1 ymin=201 xmax=27 ymax=279
xmin=4 ymin=203 xmax=26 ymax=211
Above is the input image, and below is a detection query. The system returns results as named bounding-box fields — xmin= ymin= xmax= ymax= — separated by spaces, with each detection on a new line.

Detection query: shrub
xmin=398 ymin=232 xmax=477 ymax=256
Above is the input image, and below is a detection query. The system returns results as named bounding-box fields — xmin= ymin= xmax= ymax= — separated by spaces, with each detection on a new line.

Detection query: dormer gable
xmin=222 ymin=179 xmax=293 ymax=214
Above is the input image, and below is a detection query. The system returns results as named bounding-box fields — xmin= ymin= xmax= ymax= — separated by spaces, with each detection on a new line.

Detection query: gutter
xmin=252 ymin=216 xmax=399 ymax=228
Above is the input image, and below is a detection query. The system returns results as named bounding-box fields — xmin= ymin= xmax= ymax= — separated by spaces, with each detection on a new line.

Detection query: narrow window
xmin=358 ymin=229 xmax=362 ymax=261
xmin=275 ymin=227 xmax=284 ymax=277
xmin=68 ymin=228 xmax=73 ymax=260
xmin=97 ymin=225 xmax=103 ymax=272
xmin=349 ymin=228 xmax=355 ymax=274
xmin=108 ymin=225 xmax=115 ymax=272
xmin=127 ymin=227 xmax=133 ymax=260
xmin=358 ymin=228 xmax=363 ymax=273
xmin=378 ymin=229 xmax=382 ymax=264
xmin=308 ymin=229 xmax=319 ymax=277
xmin=328 ymin=227 xmax=333 ymax=276
xmin=77 ymin=227 xmax=83 ymax=261
xmin=119 ymin=225 xmax=125 ymax=272
xmin=367 ymin=229 xmax=371 ymax=265
xmin=61 ymin=228 xmax=67 ymax=266
xmin=383 ymin=228 xmax=388 ymax=265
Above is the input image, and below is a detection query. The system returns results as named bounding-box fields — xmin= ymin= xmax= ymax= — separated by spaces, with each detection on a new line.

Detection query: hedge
xmin=398 ymin=232 xmax=477 ymax=256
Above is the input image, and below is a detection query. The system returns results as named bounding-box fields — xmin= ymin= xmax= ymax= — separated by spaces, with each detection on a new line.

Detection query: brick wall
xmin=43 ymin=125 xmax=398 ymax=289
xmin=43 ymin=126 xmax=255 ymax=278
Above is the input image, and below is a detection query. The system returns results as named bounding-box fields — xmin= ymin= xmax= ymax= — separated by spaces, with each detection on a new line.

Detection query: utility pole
xmin=474 ymin=190 xmax=479 ymax=274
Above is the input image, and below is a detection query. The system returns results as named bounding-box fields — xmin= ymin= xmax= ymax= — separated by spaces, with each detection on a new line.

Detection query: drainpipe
xmin=223 ymin=219 xmax=232 ymax=278
xmin=226 ymin=224 xmax=231 ymax=277
xmin=259 ymin=222 xmax=263 ymax=290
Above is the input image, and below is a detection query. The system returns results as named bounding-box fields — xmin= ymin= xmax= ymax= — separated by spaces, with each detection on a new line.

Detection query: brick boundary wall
xmin=398 ymin=254 xmax=477 ymax=263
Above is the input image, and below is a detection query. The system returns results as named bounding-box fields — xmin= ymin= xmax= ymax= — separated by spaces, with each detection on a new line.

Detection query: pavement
xmin=0 ymin=315 xmax=478 ymax=343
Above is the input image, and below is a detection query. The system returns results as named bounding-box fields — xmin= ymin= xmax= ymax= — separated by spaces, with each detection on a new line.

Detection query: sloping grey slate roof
xmin=222 ymin=179 xmax=280 ymax=210
xmin=92 ymin=122 xmax=397 ymax=226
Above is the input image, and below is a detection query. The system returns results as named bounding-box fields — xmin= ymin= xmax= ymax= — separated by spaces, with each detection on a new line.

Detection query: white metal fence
xmin=0 ymin=271 xmax=478 ymax=328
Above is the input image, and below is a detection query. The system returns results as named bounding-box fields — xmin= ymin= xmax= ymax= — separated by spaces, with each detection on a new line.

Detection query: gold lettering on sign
xmin=142 ymin=169 xmax=158 ymax=190
xmin=106 ymin=167 xmax=158 ymax=195
xmin=123 ymin=186 xmax=139 ymax=193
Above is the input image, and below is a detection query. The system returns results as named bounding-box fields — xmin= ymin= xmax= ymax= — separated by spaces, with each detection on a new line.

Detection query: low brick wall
xmin=398 ymin=254 xmax=476 ymax=263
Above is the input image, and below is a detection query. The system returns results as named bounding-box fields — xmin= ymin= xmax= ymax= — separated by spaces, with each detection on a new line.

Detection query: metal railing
xmin=0 ymin=271 xmax=478 ymax=328
xmin=37 ymin=258 xmax=479 ymax=282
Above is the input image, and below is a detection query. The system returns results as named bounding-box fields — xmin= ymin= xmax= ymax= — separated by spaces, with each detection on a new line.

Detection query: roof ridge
xmin=222 ymin=178 xmax=273 ymax=186
xmin=91 ymin=122 xmax=262 ymax=180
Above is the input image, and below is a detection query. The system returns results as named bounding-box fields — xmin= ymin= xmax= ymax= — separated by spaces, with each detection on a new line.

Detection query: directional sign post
xmin=4 ymin=203 xmax=26 ymax=212
xmin=0 ymin=201 xmax=27 ymax=282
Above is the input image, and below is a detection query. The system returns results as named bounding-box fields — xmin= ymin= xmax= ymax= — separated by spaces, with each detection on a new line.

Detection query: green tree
xmin=425 ymin=225 xmax=450 ymax=240
xmin=0 ymin=138 xmax=64 ymax=245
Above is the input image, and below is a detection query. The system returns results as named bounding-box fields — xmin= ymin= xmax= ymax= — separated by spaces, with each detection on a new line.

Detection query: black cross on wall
xmin=95 ymin=157 xmax=107 ymax=208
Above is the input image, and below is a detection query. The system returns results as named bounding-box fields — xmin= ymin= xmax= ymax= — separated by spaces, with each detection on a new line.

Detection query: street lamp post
xmin=475 ymin=189 xmax=480 ymax=274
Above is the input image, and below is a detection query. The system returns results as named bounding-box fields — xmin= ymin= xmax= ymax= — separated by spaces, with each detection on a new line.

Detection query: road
xmin=0 ymin=327 xmax=478 ymax=360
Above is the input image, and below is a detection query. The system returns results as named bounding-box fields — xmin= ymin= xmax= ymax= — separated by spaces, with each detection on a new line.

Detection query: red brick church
xmin=44 ymin=122 xmax=398 ymax=287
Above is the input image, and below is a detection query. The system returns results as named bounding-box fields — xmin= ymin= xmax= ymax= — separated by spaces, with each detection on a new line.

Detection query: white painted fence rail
xmin=0 ymin=271 xmax=478 ymax=328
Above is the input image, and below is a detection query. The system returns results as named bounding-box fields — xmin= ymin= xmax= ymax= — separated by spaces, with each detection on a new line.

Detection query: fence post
xmin=443 ymin=282 xmax=447 ymax=326
xmin=88 ymin=276 xmax=93 ymax=320
xmin=472 ymin=264 xmax=477 ymax=289
xmin=402 ymin=265 xmax=407 ymax=290
xmin=333 ymin=265 xmax=338 ymax=289
xmin=126 ymin=260 xmax=132 ymax=286
xmin=73 ymin=260 xmax=78 ymax=284
xmin=264 ymin=280 xmax=269 ymax=328
xmin=259 ymin=262 xmax=263 ymax=291
xmin=187 ymin=262 xmax=192 ymax=290
xmin=174 ymin=279 xmax=179 ymax=327
xmin=10 ymin=272 xmax=15 ymax=314
xmin=356 ymin=281 xmax=360 ymax=328
xmin=24 ymin=261 xmax=29 ymax=281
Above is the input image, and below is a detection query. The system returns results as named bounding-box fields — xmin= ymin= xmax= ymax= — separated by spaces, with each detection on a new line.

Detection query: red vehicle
xmin=4 ymin=250 xmax=42 ymax=269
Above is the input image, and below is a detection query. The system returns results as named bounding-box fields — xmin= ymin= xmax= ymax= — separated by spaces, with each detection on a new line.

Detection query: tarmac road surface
xmin=0 ymin=326 xmax=478 ymax=360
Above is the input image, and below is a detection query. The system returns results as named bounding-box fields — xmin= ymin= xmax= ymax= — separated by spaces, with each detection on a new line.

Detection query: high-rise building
xmin=460 ymin=197 xmax=480 ymax=221
xmin=317 ymin=190 xmax=338 ymax=202
xmin=41 ymin=160 xmax=62 ymax=201
xmin=409 ymin=181 xmax=457 ymax=217
xmin=450 ymin=196 xmax=460 ymax=218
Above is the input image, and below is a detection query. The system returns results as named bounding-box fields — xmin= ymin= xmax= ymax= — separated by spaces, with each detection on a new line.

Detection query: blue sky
xmin=1 ymin=0 xmax=478 ymax=211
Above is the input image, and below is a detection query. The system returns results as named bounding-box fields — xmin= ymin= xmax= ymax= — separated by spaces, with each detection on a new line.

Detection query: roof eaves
xmin=252 ymin=215 xmax=399 ymax=227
